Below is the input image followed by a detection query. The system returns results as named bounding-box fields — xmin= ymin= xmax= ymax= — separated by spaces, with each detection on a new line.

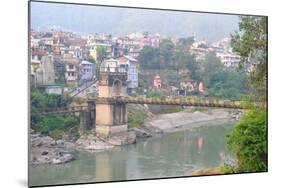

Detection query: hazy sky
xmin=30 ymin=1 xmax=239 ymax=42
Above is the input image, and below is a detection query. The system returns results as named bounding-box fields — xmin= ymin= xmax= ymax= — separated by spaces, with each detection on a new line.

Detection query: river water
xmin=30 ymin=123 xmax=235 ymax=187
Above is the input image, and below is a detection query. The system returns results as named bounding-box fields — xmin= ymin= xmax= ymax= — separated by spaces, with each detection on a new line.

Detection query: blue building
xmin=117 ymin=55 xmax=138 ymax=94
xmin=79 ymin=60 xmax=95 ymax=82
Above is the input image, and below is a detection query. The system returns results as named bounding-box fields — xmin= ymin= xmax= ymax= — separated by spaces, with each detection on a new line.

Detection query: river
xmin=30 ymin=122 xmax=235 ymax=187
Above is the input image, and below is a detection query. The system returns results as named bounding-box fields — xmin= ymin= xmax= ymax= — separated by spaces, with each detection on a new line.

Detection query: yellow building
xmin=88 ymin=43 xmax=112 ymax=61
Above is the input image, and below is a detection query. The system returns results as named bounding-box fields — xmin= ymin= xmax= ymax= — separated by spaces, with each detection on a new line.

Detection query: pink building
xmin=153 ymin=74 xmax=162 ymax=88
xmin=139 ymin=35 xmax=160 ymax=49
xmin=198 ymin=82 xmax=205 ymax=93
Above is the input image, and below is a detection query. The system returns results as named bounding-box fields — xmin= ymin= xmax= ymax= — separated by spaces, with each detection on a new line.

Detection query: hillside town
xmin=30 ymin=28 xmax=253 ymax=98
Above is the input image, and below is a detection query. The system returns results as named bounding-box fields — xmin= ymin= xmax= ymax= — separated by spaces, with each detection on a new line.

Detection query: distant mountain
xmin=30 ymin=2 xmax=239 ymax=42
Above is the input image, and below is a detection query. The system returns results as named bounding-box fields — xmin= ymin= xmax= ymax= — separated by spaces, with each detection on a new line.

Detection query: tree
xmin=223 ymin=16 xmax=268 ymax=173
xmin=172 ymin=49 xmax=198 ymax=80
xmin=199 ymin=52 xmax=248 ymax=99
xmin=159 ymin=38 xmax=175 ymax=68
xmin=172 ymin=49 xmax=187 ymax=71
xmin=177 ymin=37 xmax=195 ymax=49
xmin=231 ymin=16 xmax=267 ymax=100
xmin=138 ymin=46 xmax=160 ymax=69
xmin=227 ymin=109 xmax=267 ymax=172
xmin=30 ymin=89 xmax=78 ymax=138
xmin=96 ymin=46 xmax=109 ymax=63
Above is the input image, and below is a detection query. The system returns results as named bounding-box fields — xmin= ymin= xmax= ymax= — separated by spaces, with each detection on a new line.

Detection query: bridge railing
xmin=31 ymin=96 xmax=266 ymax=116
xmin=31 ymin=105 xmax=95 ymax=116
xmin=93 ymin=96 xmax=266 ymax=109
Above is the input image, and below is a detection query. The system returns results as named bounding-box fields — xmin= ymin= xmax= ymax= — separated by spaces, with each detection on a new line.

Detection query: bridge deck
xmin=94 ymin=97 xmax=263 ymax=109
xmin=31 ymin=97 xmax=265 ymax=116
xmin=31 ymin=105 xmax=95 ymax=116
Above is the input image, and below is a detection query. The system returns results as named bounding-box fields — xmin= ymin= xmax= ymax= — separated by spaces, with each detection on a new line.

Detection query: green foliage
xmin=138 ymin=38 xmax=198 ymax=80
xmin=33 ymin=115 xmax=79 ymax=136
xmin=231 ymin=16 xmax=267 ymax=100
xmin=136 ymin=87 xmax=145 ymax=95
xmin=31 ymin=89 xmax=72 ymax=111
xmin=31 ymin=89 xmax=79 ymax=139
xmin=49 ymin=129 xmax=63 ymax=140
xmin=138 ymin=46 xmax=161 ymax=69
xmin=199 ymin=52 xmax=249 ymax=99
xmin=219 ymin=164 xmax=236 ymax=174
xmin=227 ymin=109 xmax=267 ymax=172
xmin=222 ymin=16 xmax=268 ymax=174
xmin=145 ymin=91 xmax=165 ymax=99
xmin=177 ymin=37 xmax=195 ymax=49
xmin=96 ymin=46 xmax=109 ymax=63
xmin=31 ymin=89 xmax=46 ymax=110
xmin=159 ymin=38 xmax=175 ymax=68
xmin=171 ymin=49 xmax=198 ymax=80
xmin=138 ymin=38 xmax=199 ymax=89
xmin=128 ymin=110 xmax=147 ymax=128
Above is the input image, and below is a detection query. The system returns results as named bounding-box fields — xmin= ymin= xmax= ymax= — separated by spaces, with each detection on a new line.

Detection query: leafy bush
xmin=31 ymin=89 xmax=72 ymax=111
xmin=49 ymin=129 xmax=63 ymax=140
xmin=33 ymin=115 xmax=79 ymax=136
xmin=128 ymin=107 xmax=147 ymax=128
xmin=31 ymin=89 xmax=79 ymax=139
xmin=227 ymin=108 xmax=267 ymax=172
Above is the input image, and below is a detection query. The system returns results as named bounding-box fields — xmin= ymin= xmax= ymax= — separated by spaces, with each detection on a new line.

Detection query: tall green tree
xmin=159 ymin=38 xmax=175 ymax=68
xmin=172 ymin=49 xmax=198 ymax=80
xmin=138 ymin=46 xmax=160 ymax=69
xmin=223 ymin=16 xmax=268 ymax=174
xmin=96 ymin=46 xmax=109 ymax=63
xmin=231 ymin=16 xmax=267 ymax=100
xmin=199 ymin=52 xmax=248 ymax=99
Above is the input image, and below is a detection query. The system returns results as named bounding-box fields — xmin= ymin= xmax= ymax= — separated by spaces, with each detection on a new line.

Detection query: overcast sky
xmin=30 ymin=1 xmax=239 ymax=42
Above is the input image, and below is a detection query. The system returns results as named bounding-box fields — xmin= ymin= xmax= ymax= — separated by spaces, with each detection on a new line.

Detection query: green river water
xmin=30 ymin=123 xmax=235 ymax=187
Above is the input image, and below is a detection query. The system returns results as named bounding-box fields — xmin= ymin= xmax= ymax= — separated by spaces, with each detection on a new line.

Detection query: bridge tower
xmin=95 ymin=64 xmax=128 ymax=136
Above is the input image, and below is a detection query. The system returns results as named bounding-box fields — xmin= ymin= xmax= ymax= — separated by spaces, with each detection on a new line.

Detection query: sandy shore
xmin=143 ymin=109 xmax=243 ymax=133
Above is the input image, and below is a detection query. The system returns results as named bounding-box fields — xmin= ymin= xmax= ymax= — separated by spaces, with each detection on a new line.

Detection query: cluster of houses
xmin=86 ymin=31 xmax=160 ymax=59
xmin=30 ymin=29 xmax=161 ymax=96
xmin=31 ymin=28 xmax=254 ymax=98
xmin=190 ymin=37 xmax=242 ymax=68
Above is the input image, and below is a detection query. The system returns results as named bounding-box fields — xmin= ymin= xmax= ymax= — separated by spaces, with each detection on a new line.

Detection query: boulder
xmin=129 ymin=128 xmax=152 ymax=138
xmin=41 ymin=151 xmax=48 ymax=155
xmin=76 ymin=135 xmax=114 ymax=150
xmin=107 ymin=132 xmax=136 ymax=146
xmin=56 ymin=140 xmax=64 ymax=146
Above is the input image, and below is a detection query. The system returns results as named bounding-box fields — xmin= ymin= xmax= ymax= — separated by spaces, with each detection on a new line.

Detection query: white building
xmin=65 ymin=63 xmax=78 ymax=86
xmin=216 ymin=52 xmax=241 ymax=68
xmin=100 ymin=58 xmax=120 ymax=72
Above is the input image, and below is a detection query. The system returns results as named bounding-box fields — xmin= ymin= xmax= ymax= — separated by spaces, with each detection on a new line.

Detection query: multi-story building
xmin=80 ymin=60 xmax=95 ymax=82
xmin=117 ymin=55 xmax=138 ymax=94
xmin=216 ymin=52 xmax=241 ymax=68
xmin=88 ymin=42 xmax=112 ymax=62
xmin=100 ymin=58 xmax=120 ymax=72
xmin=65 ymin=63 xmax=78 ymax=87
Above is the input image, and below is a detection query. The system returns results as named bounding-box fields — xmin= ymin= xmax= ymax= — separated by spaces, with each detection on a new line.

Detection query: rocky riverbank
xmin=30 ymin=132 xmax=75 ymax=165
